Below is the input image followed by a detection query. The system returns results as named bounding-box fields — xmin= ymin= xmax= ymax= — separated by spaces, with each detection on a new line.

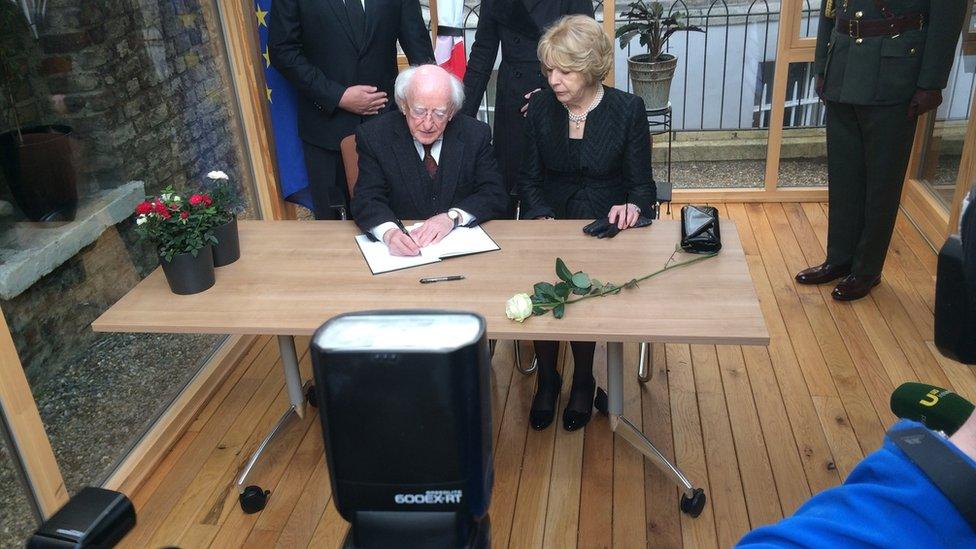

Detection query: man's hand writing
xmin=383 ymin=228 xmax=420 ymax=256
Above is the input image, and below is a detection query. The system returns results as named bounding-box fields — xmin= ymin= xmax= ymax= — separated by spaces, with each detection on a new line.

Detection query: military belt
xmin=836 ymin=13 xmax=925 ymax=38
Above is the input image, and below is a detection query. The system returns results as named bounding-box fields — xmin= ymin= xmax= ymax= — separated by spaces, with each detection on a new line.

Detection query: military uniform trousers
xmin=824 ymin=100 xmax=917 ymax=277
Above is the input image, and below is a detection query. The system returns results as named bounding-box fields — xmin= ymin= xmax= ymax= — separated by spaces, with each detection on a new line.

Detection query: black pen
xmin=420 ymin=275 xmax=465 ymax=284
xmin=394 ymin=218 xmax=410 ymax=236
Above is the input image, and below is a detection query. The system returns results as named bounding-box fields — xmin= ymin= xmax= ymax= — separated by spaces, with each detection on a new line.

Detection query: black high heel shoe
xmin=529 ymin=372 xmax=561 ymax=430
xmin=562 ymin=376 xmax=596 ymax=431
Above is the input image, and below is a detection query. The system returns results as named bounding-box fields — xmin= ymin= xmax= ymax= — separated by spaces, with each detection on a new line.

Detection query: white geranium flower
xmin=136 ymin=215 xmax=147 ymax=225
xmin=207 ymin=170 xmax=229 ymax=180
xmin=505 ymin=293 xmax=534 ymax=322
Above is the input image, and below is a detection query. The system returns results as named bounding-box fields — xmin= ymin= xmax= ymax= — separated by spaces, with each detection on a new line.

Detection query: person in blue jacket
xmin=737 ymin=411 xmax=976 ymax=547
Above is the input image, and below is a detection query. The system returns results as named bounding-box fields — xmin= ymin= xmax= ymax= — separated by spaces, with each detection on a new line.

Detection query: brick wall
xmin=0 ymin=0 xmax=256 ymax=383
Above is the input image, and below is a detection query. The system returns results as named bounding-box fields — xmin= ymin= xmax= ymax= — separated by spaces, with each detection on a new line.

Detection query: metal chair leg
xmin=513 ymin=340 xmax=537 ymax=375
xmin=638 ymin=342 xmax=652 ymax=383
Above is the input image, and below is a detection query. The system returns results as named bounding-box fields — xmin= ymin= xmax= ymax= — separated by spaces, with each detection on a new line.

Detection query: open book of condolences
xmin=355 ymin=223 xmax=501 ymax=275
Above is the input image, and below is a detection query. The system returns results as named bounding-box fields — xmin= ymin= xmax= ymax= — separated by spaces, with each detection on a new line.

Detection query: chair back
xmin=340 ymin=134 xmax=358 ymax=199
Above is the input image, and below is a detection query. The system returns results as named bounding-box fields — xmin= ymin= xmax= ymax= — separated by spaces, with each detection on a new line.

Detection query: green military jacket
xmin=814 ymin=0 xmax=967 ymax=105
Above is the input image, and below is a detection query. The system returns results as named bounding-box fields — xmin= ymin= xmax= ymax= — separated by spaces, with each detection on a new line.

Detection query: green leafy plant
xmin=505 ymin=250 xmax=718 ymax=322
xmin=615 ymin=1 xmax=704 ymax=62
xmin=134 ymin=187 xmax=219 ymax=262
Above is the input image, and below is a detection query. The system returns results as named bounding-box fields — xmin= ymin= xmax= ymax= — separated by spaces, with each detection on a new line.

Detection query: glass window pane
xmin=800 ymin=0 xmax=821 ymax=39
xmin=916 ymin=40 xmax=973 ymax=210
xmin=0 ymin=420 xmax=37 ymax=547
xmin=615 ymin=1 xmax=780 ymax=190
xmin=776 ymin=61 xmax=828 ymax=188
xmin=0 ymin=0 xmax=259 ymax=494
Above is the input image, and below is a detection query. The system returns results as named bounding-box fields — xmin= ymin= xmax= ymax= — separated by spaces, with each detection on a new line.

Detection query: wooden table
xmin=93 ymin=220 xmax=768 ymax=515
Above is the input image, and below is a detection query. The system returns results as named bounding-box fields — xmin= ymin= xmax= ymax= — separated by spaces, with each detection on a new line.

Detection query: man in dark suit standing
xmin=795 ymin=0 xmax=966 ymax=300
xmin=352 ymin=65 xmax=508 ymax=256
xmin=269 ymin=0 xmax=434 ymax=220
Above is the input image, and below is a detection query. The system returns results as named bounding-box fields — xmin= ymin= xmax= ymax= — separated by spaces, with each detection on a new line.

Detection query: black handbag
xmin=680 ymin=205 xmax=722 ymax=254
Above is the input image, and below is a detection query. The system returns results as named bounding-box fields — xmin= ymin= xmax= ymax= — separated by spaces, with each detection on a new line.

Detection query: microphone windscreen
xmin=890 ymin=382 xmax=975 ymax=436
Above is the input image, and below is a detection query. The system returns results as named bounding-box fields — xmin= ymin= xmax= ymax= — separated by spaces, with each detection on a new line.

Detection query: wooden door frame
xmin=0 ymin=312 xmax=68 ymax=519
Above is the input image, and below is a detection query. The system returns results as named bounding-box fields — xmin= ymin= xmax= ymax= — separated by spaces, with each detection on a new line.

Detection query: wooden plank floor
xmin=123 ymin=203 xmax=976 ymax=548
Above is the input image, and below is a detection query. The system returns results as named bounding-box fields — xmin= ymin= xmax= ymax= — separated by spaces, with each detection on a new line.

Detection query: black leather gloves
xmin=582 ymin=216 xmax=653 ymax=239
xmin=908 ymin=89 xmax=943 ymax=119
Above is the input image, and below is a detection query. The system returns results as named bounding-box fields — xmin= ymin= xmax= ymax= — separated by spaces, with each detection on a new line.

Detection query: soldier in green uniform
xmin=796 ymin=0 xmax=967 ymax=300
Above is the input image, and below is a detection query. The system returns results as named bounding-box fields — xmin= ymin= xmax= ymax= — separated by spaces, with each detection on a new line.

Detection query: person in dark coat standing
xmin=519 ymin=16 xmax=656 ymax=432
xmin=460 ymin=0 xmax=593 ymax=216
xmin=269 ymin=0 xmax=434 ymax=220
xmin=795 ymin=0 xmax=966 ymax=300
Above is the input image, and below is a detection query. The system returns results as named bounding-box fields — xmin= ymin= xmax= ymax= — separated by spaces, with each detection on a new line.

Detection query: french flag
xmin=434 ymin=0 xmax=466 ymax=80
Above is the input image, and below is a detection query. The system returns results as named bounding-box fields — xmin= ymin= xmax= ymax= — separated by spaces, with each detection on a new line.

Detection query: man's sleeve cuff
xmin=454 ymin=208 xmax=475 ymax=227
xmin=372 ymin=222 xmax=399 ymax=242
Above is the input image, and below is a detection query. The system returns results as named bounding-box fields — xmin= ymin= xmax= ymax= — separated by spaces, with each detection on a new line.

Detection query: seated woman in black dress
xmin=519 ymin=15 xmax=656 ymax=431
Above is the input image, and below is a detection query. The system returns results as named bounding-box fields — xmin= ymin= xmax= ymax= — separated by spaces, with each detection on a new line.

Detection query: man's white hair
xmin=394 ymin=64 xmax=465 ymax=114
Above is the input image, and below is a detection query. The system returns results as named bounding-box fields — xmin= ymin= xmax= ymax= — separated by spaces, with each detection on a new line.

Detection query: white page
xmin=355 ymin=224 xmax=500 ymax=275
xmin=418 ymin=224 xmax=500 ymax=259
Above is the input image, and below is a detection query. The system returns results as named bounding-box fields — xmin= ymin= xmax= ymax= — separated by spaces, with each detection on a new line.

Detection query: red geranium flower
xmin=180 ymin=211 xmax=189 ymax=220
xmin=189 ymin=194 xmax=205 ymax=206
xmin=202 ymin=194 xmax=213 ymax=206
xmin=135 ymin=201 xmax=153 ymax=215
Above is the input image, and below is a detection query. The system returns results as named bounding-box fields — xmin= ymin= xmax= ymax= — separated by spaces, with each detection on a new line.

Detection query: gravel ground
xmin=0 ymin=331 xmax=221 ymax=548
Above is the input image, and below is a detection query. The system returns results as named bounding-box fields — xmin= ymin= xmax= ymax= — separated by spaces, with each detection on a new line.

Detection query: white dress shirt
xmin=370 ymin=137 xmax=475 ymax=242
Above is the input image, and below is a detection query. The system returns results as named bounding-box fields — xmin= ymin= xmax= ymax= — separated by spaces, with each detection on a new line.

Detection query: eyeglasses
xmin=408 ymin=106 xmax=450 ymax=122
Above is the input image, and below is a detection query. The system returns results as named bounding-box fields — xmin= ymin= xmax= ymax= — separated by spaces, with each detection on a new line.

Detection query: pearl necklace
xmin=565 ymin=86 xmax=604 ymax=129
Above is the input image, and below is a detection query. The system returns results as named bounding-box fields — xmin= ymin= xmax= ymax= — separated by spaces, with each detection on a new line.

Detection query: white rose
xmin=207 ymin=170 xmax=229 ymax=180
xmin=172 ymin=195 xmax=181 ymax=202
xmin=136 ymin=215 xmax=147 ymax=225
xmin=505 ymin=293 xmax=534 ymax=323
xmin=161 ymin=192 xmax=173 ymax=202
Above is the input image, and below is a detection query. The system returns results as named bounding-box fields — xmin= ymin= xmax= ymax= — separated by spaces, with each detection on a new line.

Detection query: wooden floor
xmin=122 ymin=203 xmax=976 ymax=548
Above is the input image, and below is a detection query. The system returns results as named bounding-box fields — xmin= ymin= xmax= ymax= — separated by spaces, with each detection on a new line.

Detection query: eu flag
xmin=255 ymin=0 xmax=313 ymax=209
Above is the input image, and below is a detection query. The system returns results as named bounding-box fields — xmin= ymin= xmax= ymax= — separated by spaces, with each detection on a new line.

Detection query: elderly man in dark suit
xmin=269 ymin=0 xmax=433 ymax=220
xmin=352 ymin=65 xmax=508 ymax=256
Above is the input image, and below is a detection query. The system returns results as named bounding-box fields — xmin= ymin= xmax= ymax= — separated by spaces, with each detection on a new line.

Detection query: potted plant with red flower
xmin=203 ymin=170 xmax=242 ymax=267
xmin=134 ymin=187 xmax=219 ymax=294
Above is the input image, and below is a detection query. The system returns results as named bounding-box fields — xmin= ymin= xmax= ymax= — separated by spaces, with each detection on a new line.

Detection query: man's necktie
xmin=423 ymin=144 xmax=438 ymax=179
xmin=345 ymin=0 xmax=366 ymax=48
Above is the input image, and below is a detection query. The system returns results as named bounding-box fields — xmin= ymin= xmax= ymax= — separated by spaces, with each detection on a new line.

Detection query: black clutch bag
xmin=680 ymin=205 xmax=722 ymax=254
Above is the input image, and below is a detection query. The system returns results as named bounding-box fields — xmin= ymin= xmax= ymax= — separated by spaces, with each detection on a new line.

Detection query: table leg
xmin=513 ymin=340 xmax=537 ymax=375
xmin=234 ymin=335 xmax=311 ymax=514
xmin=605 ymin=342 xmax=706 ymax=517
xmin=637 ymin=342 xmax=653 ymax=383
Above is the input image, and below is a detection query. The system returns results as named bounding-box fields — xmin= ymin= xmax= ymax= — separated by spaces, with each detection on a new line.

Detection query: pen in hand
xmin=420 ymin=275 xmax=465 ymax=284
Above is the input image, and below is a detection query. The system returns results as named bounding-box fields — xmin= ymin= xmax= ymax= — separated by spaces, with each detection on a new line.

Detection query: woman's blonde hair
xmin=537 ymin=15 xmax=613 ymax=86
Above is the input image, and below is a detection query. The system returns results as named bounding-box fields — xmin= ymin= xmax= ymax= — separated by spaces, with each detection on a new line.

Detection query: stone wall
xmin=0 ymin=0 xmax=256 ymax=383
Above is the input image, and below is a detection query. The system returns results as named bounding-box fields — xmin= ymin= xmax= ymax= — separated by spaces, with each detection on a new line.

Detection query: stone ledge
xmin=0 ymin=181 xmax=145 ymax=300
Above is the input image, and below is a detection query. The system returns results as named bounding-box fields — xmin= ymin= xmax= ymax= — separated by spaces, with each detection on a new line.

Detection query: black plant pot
xmin=210 ymin=216 xmax=240 ymax=267
xmin=160 ymin=245 xmax=216 ymax=295
xmin=0 ymin=125 xmax=79 ymax=222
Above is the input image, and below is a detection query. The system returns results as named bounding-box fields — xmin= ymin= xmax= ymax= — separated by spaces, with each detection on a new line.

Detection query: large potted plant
xmin=134 ymin=188 xmax=218 ymax=295
xmin=0 ymin=3 xmax=78 ymax=222
xmin=615 ymin=1 xmax=704 ymax=111
xmin=202 ymin=170 xmax=243 ymax=267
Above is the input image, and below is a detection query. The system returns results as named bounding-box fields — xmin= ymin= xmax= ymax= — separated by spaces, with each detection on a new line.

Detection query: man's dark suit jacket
xmin=268 ymin=0 xmax=434 ymax=150
xmin=351 ymin=112 xmax=509 ymax=232
xmin=518 ymin=86 xmax=656 ymax=220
